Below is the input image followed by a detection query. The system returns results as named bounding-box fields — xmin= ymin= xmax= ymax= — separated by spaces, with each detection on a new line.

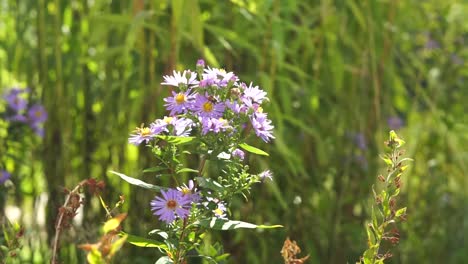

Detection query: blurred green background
xmin=0 ymin=0 xmax=467 ymax=263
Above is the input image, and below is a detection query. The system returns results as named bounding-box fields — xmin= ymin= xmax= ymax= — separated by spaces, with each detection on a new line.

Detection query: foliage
xmin=111 ymin=62 xmax=280 ymax=263
xmin=359 ymin=131 xmax=410 ymax=263
xmin=0 ymin=0 xmax=467 ymax=263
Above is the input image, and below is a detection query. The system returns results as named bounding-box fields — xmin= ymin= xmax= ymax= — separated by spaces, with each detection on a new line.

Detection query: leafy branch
xmin=359 ymin=131 xmax=412 ymax=264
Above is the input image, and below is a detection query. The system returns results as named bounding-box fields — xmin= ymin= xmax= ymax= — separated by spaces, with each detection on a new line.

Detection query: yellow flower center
xmin=181 ymin=187 xmax=191 ymax=196
xmin=166 ymin=200 xmax=177 ymax=210
xmin=138 ymin=127 xmax=152 ymax=136
xmin=35 ymin=111 xmax=42 ymax=118
xmin=257 ymin=106 xmax=263 ymax=113
xmin=163 ymin=117 xmax=173 ymax=124
xmin=219 ymin=118 xmax=227 ymax=125
xmin=175 ymin=93 xmax=186 ymax=104
xmin=203 ymin=101 xmax=213 ymax=112
xmin=214 ymin=208 xmax=223 ymax=216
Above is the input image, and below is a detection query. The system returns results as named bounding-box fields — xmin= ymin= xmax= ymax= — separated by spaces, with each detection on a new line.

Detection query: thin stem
xmin=51 ymin=180 xmax=87 ymax=264
xmin=198 ymin=156 xmax=207 ymax=177
xmin=173 ymin=157 xmax=207 ymax=263
xmin=174 ymin=218 xmax=188 ymax=264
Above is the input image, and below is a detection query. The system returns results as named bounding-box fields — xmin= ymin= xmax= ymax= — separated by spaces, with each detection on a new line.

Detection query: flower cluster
xmin=129 ymin=59 xmax=274 ymax=148
xmin=127 ymin=60 xmax=275 ymax=225
xmin=2 ymin=88 xmax=48 ymax=137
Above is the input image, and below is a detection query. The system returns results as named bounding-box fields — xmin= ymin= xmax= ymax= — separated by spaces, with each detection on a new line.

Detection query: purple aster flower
xmin=193 ymin=94 xmax=225 ymax=118
xmin=387 ymin=116 xmax=404 ymax=130
xmin=177 ymin=180 xmax=201 ymax=202
xmin=198 ymin=78 xmax=217 ymax=88
xmin=203 ymin=67 xmax=238 ymax=87
xmin=7 ymin=114 xmax=27 ymax=123
xmin=30 ymin=122 xmax=45 ymax=137
xmin=196 ymin=59 xmax=205 ymax=68
xmin=150 ymin=189 xmax=192 ymax=224
xmin=171 ymin=117 xmax=194 ymax=136
xmin=4 ymin=92 xmax=27 ymax=112
xmin=201 ymin=117 xmax=231 ymax=135
xmin=242 ymin=83 xmax=267 ymax=104
xmin=0 ymin=170 xmax=11 ymax=184
xmin=163 ymin=90 xmax=195 ymax=115
xmin=27 ymin=104 xmax=48 ymax=124
xmin=231 ymin=148 xmax=245 ymax=160
xmin=161 ymin=70 xmax=199 ymax=87
xmin=250 ymin=112 xmax=275 ymax=142
xmin=128 ymin=123 xmax=166 ymax=145
xmin=213 ymin=202 xmax=227 ymax=219
xmin=204 ymin=196 xmax=228 ymax=219
xmin=258 ymin=170 xmax=273 ymax=182
xmin=226 ymin=100 xmax=248 ymax=114
xmin=8 ymin=88 xmax=28 ymax=95
xmin=152 ymin=116 xmax=173 ymax=130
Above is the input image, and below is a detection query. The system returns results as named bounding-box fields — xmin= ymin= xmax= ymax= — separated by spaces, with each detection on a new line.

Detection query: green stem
xmin=174 ymin=218 xmax=188 ymax=264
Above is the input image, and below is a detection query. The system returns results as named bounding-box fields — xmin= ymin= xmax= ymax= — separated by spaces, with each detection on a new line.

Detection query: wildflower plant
xmin=0 ymin=87 xmax=47 ymax=261
xmin=359 ymin=131 xmax=411 ymax=264
xmin=111 ymin=60 xmax=280 ymax=263
xmin=0 ymin=88 xmax=48 ymax=187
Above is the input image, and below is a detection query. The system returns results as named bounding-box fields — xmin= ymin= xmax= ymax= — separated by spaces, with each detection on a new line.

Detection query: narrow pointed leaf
xmin=124 ymin=232 xmax=168 ymax=251
xmin=239 ymin=143 xmax=269 ymax=156
xmin=109 ymin=170 xmax=161 ymax=191
xmin=109 ymin=235 xmax=127 ymax=257
xmin=157 ymin=135 xmax=195 ymax=145
xmin=176 ymin=168 xmax=199 ymax=174
xmin=194 ymin=217 xmax=282 ymax=230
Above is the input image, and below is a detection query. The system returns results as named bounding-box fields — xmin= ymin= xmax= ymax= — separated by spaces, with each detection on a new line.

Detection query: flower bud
xmin=196 ymin=59 xmax=205 ymax=75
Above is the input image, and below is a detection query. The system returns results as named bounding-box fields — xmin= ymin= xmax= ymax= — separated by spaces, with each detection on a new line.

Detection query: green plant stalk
xmin=360 ymin=131 xmax=410 ymax=264
xmin=172 ymin=156 xmax=207 ymax=264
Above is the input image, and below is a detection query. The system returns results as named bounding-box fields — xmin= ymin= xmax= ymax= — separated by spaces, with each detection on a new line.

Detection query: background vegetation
xmin=0 ymin=0 xmax=467 ymax=263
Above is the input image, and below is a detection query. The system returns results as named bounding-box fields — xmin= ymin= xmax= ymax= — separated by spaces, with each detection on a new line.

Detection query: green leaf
xmin=176 ymin=168 xmax=199 ymax=174
xmin=109 ymin=170 xmax=161 ymax=191
xmin=148 ymin=229 xmax=169 ymax=240
xmin=365 ymin=223 xmax=375 ymax=245
xmin=379 ymin=154 xmax=393 ymax=166
xmin=371 ymin=207 xmax=380 ymax=239
xmin=395 ymin=207 xmax=407 ymax=217
xmin=195 ymin=177 xmax=224 ymax=192
xmin=87 ymin=249 xmax=104 ymax=264
xmin=155 ymin=256 xmax=173 ymax=264
xmin=124 ymin=233 xmax=168 ymax=251
xmin=346 ymin=1 xmax=366 ymax=29
xmin=194 ymin=218 xmax=282 ymax=230
xmin=362 ymin=246 xmax=377 ymax=264
xmin=157 ymin=135 xmax=195 ymax=145
xmin=239 ymin=143 xmax=269 ymax=156
xmin=399 ymin=158 xmax=414 ymax=163
xmin=215 ymin=253 xmax=231 ymax=262
xmin=103 ymin=218 xmax=120 ymax=233
xmin=109 ymin=235 xmax=127 ymax=257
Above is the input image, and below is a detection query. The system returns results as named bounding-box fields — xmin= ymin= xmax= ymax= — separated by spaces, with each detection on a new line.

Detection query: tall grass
xmin=0 ymin=0 xmax=466 ymax=263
